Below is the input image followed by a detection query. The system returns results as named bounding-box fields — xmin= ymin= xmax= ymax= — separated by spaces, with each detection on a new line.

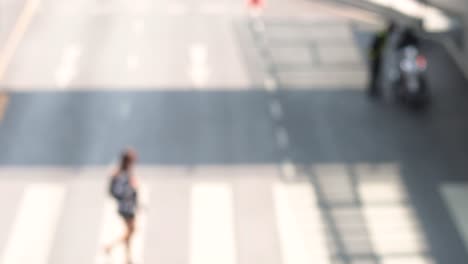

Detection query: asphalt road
xmin=0 ymin=0 xmax=468 ymax=263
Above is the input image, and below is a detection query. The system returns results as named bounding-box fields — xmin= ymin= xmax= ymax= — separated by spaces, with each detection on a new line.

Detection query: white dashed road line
xmin=276 ymin=127 xmax=289 ymax=150
xmin=269 ymin=100 xmax=283 ymax=121
xmin=133 ymin=19 xmax=145 ymax=35
xmin=253 ymin=19 xmax=266 ymax=33
xmin=55 ymin=44 xmax=81 ymax=88
xmin=127 ymin=55 xmax=139 ymax=71
xmin=120 ymin=101 xmax=132 ymax=119
xmin=189 ymin=43 xmax=211 ymax=88
xmin=280 ymin=159 xmax=296 ymax=180
xmin=263 ymin=77 xmax=277 ymax=92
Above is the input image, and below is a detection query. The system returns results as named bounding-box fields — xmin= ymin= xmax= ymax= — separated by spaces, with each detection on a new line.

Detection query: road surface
xmin=0 ymin=0 xmax=468 ymax=263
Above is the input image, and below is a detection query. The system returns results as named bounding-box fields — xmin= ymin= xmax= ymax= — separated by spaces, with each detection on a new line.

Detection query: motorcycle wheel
xmin=405 ymin=79 xmax=429 ymax=110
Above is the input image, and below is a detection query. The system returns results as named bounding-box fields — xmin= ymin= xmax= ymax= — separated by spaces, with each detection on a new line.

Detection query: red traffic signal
xmin=248 ymin=0 xmax=264 ymax=8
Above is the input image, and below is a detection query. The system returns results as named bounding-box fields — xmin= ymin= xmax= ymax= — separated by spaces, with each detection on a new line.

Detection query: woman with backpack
xmin=106 ymin=148 xmax=140 ymax=264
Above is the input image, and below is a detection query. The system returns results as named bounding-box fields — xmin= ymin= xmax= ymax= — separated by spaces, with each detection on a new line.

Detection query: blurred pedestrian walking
xmin=105 ymin=148 xmax=140 ymax=264
xmin=368 ymin=22 xmax=397 ymax=97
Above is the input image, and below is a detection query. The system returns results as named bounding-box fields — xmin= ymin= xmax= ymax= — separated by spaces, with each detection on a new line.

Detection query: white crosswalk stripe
xmin=144 ymin=178 xmax=190 ymax=263
xmin=190 ymin=183 xmax=236 ymax=264
xmin=273 ymin=182 xmax=330 ymax=264
xmin=0 ymin=183 xmax=66 ymax=264
xmin=0 ymin=167 xmax=432 ymax=264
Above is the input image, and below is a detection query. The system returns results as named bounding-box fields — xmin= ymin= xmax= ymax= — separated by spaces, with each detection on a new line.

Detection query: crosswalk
xmin=0 ymin=165 xmax=434 ymax=264
xmin=1 ymin=184 xmax=65 ymax=264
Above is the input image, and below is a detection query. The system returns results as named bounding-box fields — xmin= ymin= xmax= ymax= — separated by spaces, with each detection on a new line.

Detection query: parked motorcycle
xmin=392 ymin=45 xmax=429 ymax=109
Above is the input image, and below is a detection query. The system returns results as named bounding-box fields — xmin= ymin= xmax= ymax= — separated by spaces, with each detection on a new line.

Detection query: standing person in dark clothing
xmin=396 ymin=27 xmax=420 ymax=50
xmin=368 ymin=22 xmax=397 ymax=97
xmin=105 ymin=148 xmax=140 ymax=264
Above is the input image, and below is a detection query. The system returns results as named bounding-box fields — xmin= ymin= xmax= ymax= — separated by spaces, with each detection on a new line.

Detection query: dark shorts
xmin=118 ymin=191 xmax=138 ymax=221
xmin=118 ymin=199 xmax=137 ymax=221
xmin=119 ymin=210 xmax=135 ymax=221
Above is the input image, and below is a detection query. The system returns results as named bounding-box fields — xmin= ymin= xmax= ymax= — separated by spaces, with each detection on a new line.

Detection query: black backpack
xmin=109 ymin=173 xmax=129 ymax=201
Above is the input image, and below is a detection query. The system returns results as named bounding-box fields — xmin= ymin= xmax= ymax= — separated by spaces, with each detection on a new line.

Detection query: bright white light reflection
xmin=367 ymin=0 xmax=453 ymax=32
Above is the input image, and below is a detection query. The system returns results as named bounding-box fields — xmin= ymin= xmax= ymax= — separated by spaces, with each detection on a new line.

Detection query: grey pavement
xmin=0 ymin=91 xmax=278 ymax=165
xmin=0 ymin=0 xmax=468 ymax=264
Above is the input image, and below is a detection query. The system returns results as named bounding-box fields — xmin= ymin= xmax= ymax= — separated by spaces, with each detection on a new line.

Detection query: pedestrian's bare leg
xmin=124 ymin=218 xmax=136 ymax=264
xmin=104 ymin=234 xmax=126 ymax=254
xmin=104 ymin=218 xmax=135 ymax=255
